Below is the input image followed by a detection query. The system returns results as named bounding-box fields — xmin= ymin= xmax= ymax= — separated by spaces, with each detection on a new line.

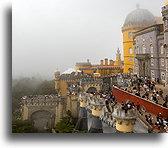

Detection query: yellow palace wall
xmin=122 ymin=24 xmax=149 ymax=73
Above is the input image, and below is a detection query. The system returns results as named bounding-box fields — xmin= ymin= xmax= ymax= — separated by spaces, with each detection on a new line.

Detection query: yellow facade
xmin=80 ymin=99 xmax=87 ymax=108
xmin=55 ymin=79 xmax=68 ymax=96
xmin=165 ymin=0 xmax=168 ymax=6
xmin=122 ymin=25 xmax=139 ymax=73
xmin=22 ymin=104 xmax=28 ymax=120
xmin=91 ymin=106 xmax=103 ymax=117
xmin=122 ymin=7 xmax=156 ymax=73
xmin=75 ymin=50 xmax=123 ymax=76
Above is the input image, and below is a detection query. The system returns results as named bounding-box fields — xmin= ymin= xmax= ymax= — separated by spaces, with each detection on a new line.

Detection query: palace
xmin=21 ymin=1 xmax=168 ymax=133
xmin=122 ymin=5 xmax=160 ymax=73
xmin=75 ymin=48 xmax=123 ymax=77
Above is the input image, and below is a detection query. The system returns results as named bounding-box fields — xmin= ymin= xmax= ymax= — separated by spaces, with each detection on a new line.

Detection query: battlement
xmin=81 ymin=78 xmax=103 ymax=85
xmin=88 ymin=94 xmax=105 ymax=106
xmin=21 ymin=95 xmax=64 ymax=105
xmin=112 ymin=104 xmax=137 ymax=120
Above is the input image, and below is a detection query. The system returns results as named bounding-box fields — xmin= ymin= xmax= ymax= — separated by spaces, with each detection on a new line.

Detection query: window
xmin=128 ymin=32 xmax=132 ymax=38
xmin=129 ymin=48 xmax=133 ymax=54
xmin=150 ymin=45 xmax=154 ymax=53
xmin=142 ymin=45 xmax=146 ymax=54
xmin=130 ymin=58 xmax=133 ymax=63
xmin=151 ymin=59 xmax=154 ymax=66
xmin=161 ymin=72 xmax=165 ymax=80
xmin=160 ymin=44 xmax=164 ymax=54
xmin=150 ymin=37 xmax=153 ymax=44
xmin=161 ymin=59 xmax=165 ymax=67
xmin=137 ymin=46 xmax=139 ymax=54
xmin=151 ymin=70 xmax=155 ymax=79
xmin=165 ymin=20 xmax=168 ymax=30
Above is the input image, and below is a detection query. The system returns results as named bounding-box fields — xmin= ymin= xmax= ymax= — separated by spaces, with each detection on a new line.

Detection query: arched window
xmin=160 ymin=44 xmax=164 ymax=54
xmin=142 ymin=45 xmax=146 ymax=54
xmin=150 ymin=45 xmax=154 ymax=55
xmin=151 ymin=70 xmax=155 ymax=79
xmin=161 ymin=72 xmax=165 ymax=80
xmin=128 ymin=32 xmax=132 ymax=38
xmin=129 ymin=47 xmax=133 ymax=54
xmin=137 ymin=46 xmax=139 ymax=54
xmin=130 ymin=58 xmax=133 ymax=63
xmin=151 ymin=59 xmax=154 ymax=66
xmin=161 ymin=59 xmax=165 ymax=67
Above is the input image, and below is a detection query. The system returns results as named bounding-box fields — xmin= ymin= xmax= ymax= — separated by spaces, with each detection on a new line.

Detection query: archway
xmin=87 ymin=87 xmax=97 ymax=93
xmin=31 ymin=110 xmax=55 ymax=132
xmin=128 ymin=68 xmax=133 ymax=73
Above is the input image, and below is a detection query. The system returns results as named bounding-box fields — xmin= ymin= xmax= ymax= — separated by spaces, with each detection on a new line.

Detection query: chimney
xmin=100 ymin=60 xmax=104 ymax=66
xmin=109 ymin=60 xmax=114 ymax=66
xmin=105 ymin=58 xmax=108 ymax=66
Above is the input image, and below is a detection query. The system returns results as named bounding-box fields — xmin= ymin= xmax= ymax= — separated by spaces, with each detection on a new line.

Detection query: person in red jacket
xmin=136 ymin=102 xmax=140 ymax=111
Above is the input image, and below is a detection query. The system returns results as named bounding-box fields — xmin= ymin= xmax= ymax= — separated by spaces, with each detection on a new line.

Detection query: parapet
xmin=21 ymin=95 xmax=64 ymax=106
xmin=112 ymin=104 xmax=137 ymax=120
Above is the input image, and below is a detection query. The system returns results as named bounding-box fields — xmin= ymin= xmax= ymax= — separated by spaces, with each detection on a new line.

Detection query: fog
xmin=12 ymin=0 xmax=164 ymax=80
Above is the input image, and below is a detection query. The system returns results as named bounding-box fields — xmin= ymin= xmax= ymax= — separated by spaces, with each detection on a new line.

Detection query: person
xmin=163 ymin=101 xmax=167 ymax=108
xmin=145 ymin=115 xmax=149 ymax=122
xmin=158 ymin=89 xmax=163 ymax=98
xmin=157 ymin=113 xmax=163 ymax=121
xmin=153 ymin=94 xmax=158 ymax=104
xmin=164 ymin=95 xmax=168 ymax=102
xmin=136 ymin=102 xmax=140 ymax=111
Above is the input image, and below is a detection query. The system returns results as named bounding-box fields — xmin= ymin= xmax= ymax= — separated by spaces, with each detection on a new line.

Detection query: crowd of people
xmin=145 ymin=113 xmax=168 ymax=133
xmin=86 ymin=86 xmax=168 ymax=133
xmin=121 ymin=101 xmax=140 ymax=114
xmin=154 ymin=113 xmax=168 ymax=132
xmin=119 ymin=75 xmax=168 ymax=108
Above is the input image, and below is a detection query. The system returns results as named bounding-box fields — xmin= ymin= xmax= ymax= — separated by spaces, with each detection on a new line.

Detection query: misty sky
xmin=12 ymin=0 xmax=164 ymax=79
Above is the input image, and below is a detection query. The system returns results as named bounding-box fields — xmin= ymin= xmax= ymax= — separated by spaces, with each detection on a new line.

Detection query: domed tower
xmin=122 ymin=5 xmax=156 ymax=73
xmin=162 ymin=1 xmax=168 ymax=87
xmin=112 ymin=105 xmax=137 ymax=133
xmin=54 ymin=70 xmax=60 ymax=92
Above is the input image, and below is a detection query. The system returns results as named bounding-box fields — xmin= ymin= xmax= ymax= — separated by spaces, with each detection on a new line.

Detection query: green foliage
xmin=35 ymin=80 xmax=56 ymax=95
xmin=54 ymin=111 xmax=77 ymax=133
xmin=74 ymin=130 xmax=88 ymax=133
xmin=12 ymin=77 xmax=57 ymax=118
xmin=12 ymin=77 xmax=59 ymax=133
xmin=12 ymin=120 xmax=38 ymax=133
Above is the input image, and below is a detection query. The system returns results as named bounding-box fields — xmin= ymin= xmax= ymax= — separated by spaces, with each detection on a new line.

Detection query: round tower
xmin=122 ymin=6 xmax=155 ymax=73
xmin=112 ymin=104 xmax=137 ymax=133
xmin=54 ymin=70 xmax=60 ymax=91
xmin=89 ymin=95 xmax=105 ymax=133
xmin=74 ymin=93 xmax=88 ymax=131
xmin=114 ymin=48 xmax=122 ymax=66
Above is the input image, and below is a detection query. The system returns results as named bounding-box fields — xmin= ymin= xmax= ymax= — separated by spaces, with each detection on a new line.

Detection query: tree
xmin=35 ymin=80 xmax=56 ymax=95
xmin=12 ymin=120 xmax=38 ymax=133
xmin=54 ymin=111 xmax=77 ymax=133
